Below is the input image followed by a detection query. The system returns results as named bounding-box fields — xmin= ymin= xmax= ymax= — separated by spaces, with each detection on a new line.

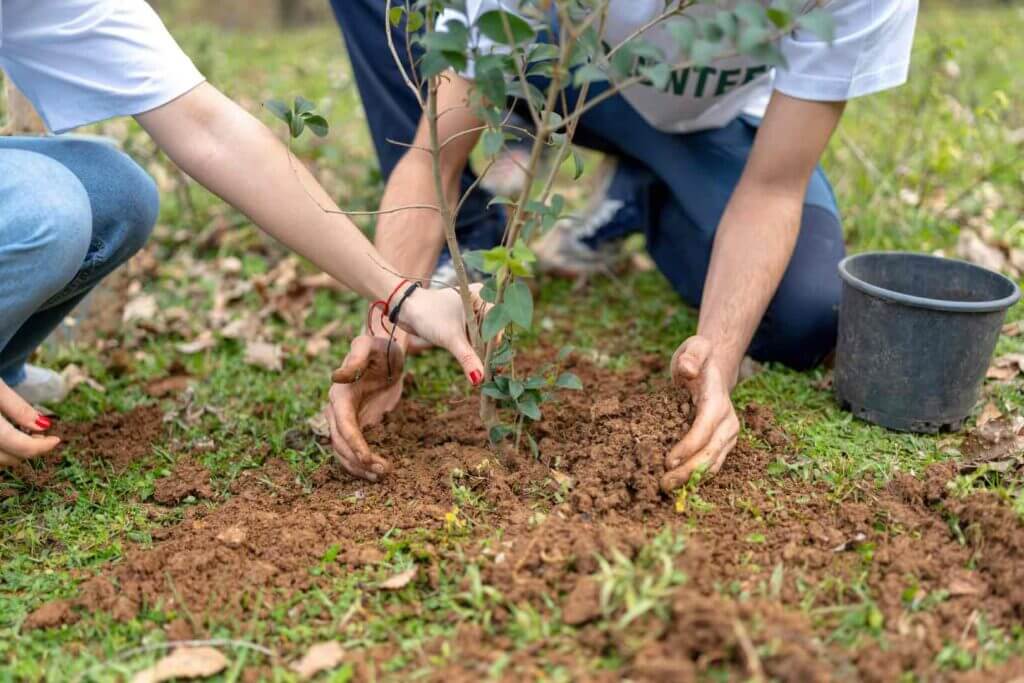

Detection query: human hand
xmin=661 ymin=336 xmax=740 ymax=492
xmin=0 ymin=381 xmax=60 ymax=467
xmin=326 ymin=335 xmax=405 ymax=482
xmin=395 ymin=283 xmax=488 ymax=386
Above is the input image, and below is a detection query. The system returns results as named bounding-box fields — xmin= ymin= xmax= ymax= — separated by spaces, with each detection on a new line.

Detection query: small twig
xmin=385 ymin=0 xmax=424 ymax=108
xmin=732 ymin=619 xmax=766 ymax=683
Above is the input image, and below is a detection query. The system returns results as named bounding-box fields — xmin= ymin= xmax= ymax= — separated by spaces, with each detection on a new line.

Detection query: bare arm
xmin=699 ymin=92 xmax=845 ymax=383
xmin=136 ymin=83 xmax=403 ymax=303
xmin=664 ymin=91 xmax=845 ymax=490
xmin=375 ymin=72 xmax=484 ymax=307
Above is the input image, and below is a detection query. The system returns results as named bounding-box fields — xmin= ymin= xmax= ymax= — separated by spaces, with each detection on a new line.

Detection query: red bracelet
xmin=366 ymin=279 xmax=412 ymax=337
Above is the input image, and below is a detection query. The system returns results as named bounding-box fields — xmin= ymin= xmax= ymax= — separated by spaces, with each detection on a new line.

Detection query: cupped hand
xmin=0 ymin=380 xmax=60 ymax=468
xmin=661 ymin=336 xmax=740 ymax=492
xmin=327 ymin=335 xmax=405 ymax=482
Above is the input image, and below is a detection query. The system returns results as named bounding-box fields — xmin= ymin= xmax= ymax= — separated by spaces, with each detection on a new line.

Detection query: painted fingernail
xmin=35 ymin=416 xmax=52 ymax=430
xmin=470 ymin=370 xmax=483 ymax=386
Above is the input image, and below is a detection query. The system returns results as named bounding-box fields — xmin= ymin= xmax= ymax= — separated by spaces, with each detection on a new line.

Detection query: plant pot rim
xmin=838 ymin=251 xmax=1021 ymax=313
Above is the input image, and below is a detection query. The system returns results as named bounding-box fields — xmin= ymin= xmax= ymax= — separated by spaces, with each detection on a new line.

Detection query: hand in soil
xmin=662 ymin=336 xmax=739 ymax=491
xmin=327 ymin=335 xmax=406 ymax=481
xmin=0 ymin=379 xmax=60 ymax=467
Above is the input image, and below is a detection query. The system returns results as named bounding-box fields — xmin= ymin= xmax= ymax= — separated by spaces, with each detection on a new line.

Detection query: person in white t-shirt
xmin=0 ymin=0 xmax=488 ymax=474
xmin=328 ymin=0 xmax=919 ymax=489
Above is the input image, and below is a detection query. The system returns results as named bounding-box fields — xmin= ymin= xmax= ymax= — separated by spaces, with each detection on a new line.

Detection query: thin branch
xmin=283 ymin=144 xmax=439 ymax=215
xmin=385 ymin=0 xmax=424 ymax=108
xmin=455 ymin=157 xmax=497 ymax=218
xmin=604 ymin=2 xmax=693 ymax=60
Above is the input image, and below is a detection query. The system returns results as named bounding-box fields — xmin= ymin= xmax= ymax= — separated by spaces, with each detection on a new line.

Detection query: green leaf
xmin=491 ymin=338 xmax=514 ymax=367
xmin=508 ymin=379 xmax=525 ymax=400
xmin=302 ymin=114 xmax=329 ymax=137
xmin=264 ymin=99 xmax=290 ymax=123
xmin=667 ymin=19 xmax=696 ymax=55
xmin=691 ymin=39 xmax=724 ymax=67
xmin=482 ymin=129 xmax=504 ymax=157
xmin=528 ymin=44 xmax=560 ymax=63
xmin=766 ymin=7 xmax=792 ymax=29
xmin=477 ymin=10 xmax=535 ymax=46
xmin=504 ymin=280 xmax=533 ymax=330
xmin=294 ymin=95 xmax=316 ymax=115
xmin=406 ymin=10 xmax=424 ymax=33
xmin=745 ymin=41 xmax=788 ymax=68
xmin=640 ymin=63 xmax=671 ymax=90
xmin=289 ymin=114 xmax=305 ymax=139
xmin=715 ymin=10 xmax=739 ymax=42
xmin=523 ymin=376 xmax=546 ymax=390
xmin=737 ymin=24 xmax=772 ymax=54
xmin=420 ymin=50 xmax=452 ymax=79
xmin=797 ymin=8 xmax=836 ymax=42
xmin=570 ymin=148 xmax=585 ymax=180
xmin=557 ymin=345 xmax=575 ymax=361
xmin=476 ymin=66 xmax=507 ymax=105
xmin=486 ymin=195 xmax=517 ymax=207
xmin=388 ymin=6 xmax=404 ymax=27
xmin=555 ymin=372 xmax=583 ymax=390
xmin=525 ymin=432 xmax=539 ymax=459
xmin=482 ymin=304 xmax=510 ymax=340
xmin=481 ymin=245 xmax=510 ymax=274
xmin=489 ymin=424 xmax=513 ymax=444
xmin=735 ymin=2 xmax=769 ymax=27
xmin=463 ymin=250 xmax=486 ymax=273
xmin=515 ymin=394 xmax=541 ymax=421
xmin=482 ymin=383 xmax=509 ymax=400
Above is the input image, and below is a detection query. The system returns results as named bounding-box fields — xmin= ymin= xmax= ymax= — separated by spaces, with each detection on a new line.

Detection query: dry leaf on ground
xmin=378 ymin=566 xmax=418 ymax=590
xmin=244 ymin=341 xmax=283 ymax=372
xmin=123 ymin=294 xmax=157 ymax=323
xmin=61 ymin=364 xmax=106 ymax=394
xmin=290 ymin=641 xmax=345 ymax=680
xmin=176 ymin=331 xmax=216 ymax=355
xmin=957 ymin=229 xmax=1007 ymax=274
xmin=987 ymin=354 xmax=1024 ymax=382
xmin=978 ymin=401 xmax=1002 ymax=427
xmin=130 ymin=646 xmax=228 ymax=683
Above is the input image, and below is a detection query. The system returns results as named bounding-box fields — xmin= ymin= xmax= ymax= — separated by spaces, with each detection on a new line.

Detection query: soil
xmin=22 ymin=355 xmax=1024 ymax=681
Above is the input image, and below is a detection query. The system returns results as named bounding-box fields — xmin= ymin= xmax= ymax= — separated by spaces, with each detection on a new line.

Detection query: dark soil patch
xmin=27 ymin=356 xmax=1024 ymax=680
xmin=153 ymin=458 xmax=214 ymax=505
xmin=53 ymin=404 xmax=165 ymax=470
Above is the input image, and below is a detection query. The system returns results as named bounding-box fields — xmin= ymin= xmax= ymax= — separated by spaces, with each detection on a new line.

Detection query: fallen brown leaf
xmin=957 ymin=229 xmax=1007 ymax=274
xmin=378 ymin=566 xmax=418 ymax=590
xmin=61 ymin=364 xmax=106 ymax=394
xmin=290 ymin=641 xmax=345 ymax=680
xmin=948 ymin=571 xmax=986 ymax=597
xmin=244 ymin=341 xmax=283 ymax=372
xmin=1003 ymin=321 xmax=1021 ymax=337
xmin=130 ymin=646 xmax=228 ymax=683
xmin=177 ymin=331 xmax=216 ymax=355
xmin=987 ymin=354 xmax=1024 ymax=382
xmin=978 ymin=401 xmax=1002 ymax=427
xmin=145 ymin=375 xmax=193 ymax=399
xmin=123 ymin=294 xmax=158 ymax=323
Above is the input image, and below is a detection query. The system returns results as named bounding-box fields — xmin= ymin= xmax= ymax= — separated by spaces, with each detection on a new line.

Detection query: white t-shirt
xmin=0 ymin=0 xmax=204 ymax=134
xmin=450 ymin=0 xmax=919 ymax=134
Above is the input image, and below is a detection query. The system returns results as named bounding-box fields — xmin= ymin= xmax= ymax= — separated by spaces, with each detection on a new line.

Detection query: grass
xmin=2 ymin=2 xmax=1024 ymax=680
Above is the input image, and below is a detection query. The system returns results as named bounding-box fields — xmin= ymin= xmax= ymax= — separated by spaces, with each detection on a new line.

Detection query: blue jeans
xmin=332 ymin=1 xmax=845 ymax=369
xmin=0 ymin=136 xmax=159 ymax=385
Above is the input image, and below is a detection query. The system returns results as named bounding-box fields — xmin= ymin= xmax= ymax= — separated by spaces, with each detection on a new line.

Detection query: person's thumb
xmin=673 ymin=336 xmax=711 ymax=383
xmin=443 ymin=332 xmax=484 ymax=387
xmin=331 ymin=337 xmax=373 ymax=384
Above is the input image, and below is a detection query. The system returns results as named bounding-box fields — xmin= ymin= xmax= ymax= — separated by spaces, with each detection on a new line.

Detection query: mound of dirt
xmin=54 ymin=404 xmax=165 ymax=470
xmin=152 ymin=458 xmax=214 ymax=505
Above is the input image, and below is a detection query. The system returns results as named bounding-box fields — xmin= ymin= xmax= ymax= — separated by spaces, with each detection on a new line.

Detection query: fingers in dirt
xmin=326 ymin=406 xmax=384 ymax=481
xmin=0 ymin=382 xmax=49 ymax=432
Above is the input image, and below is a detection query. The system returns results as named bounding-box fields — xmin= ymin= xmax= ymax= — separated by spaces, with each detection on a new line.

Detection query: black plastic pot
xmin=835 ymin=251 xmax=1020 ymax=433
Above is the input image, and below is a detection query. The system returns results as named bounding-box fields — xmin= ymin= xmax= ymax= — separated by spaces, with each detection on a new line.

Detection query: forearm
xmin=375 ymin=151 xmax=461 ymax=285
xmin=697 ymin=185 xmax=804 ymax=385
xmin=136 ymin=83 xmax=400 ymax=302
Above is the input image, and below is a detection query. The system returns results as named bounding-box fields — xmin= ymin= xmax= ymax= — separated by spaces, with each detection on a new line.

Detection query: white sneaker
xmin=10 ymin=365 xmax=69 ymax=404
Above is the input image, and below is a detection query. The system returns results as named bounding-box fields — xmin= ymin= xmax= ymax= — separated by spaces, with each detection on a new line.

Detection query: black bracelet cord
xmin=385 ymin=282 xmax=421 ymax=383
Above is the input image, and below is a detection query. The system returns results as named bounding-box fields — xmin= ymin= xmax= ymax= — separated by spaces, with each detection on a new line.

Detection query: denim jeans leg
xmin=0 ymin=137 xmax=159 ymax=383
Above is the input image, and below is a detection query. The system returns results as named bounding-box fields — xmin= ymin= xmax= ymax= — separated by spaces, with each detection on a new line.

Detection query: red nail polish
xmin=470 ymin=370 xmax=482 ymax=386
xmin=35 ymin=416 xmax=52 ymax=430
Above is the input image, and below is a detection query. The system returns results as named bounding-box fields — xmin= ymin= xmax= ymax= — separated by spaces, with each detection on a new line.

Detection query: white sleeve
xmin=0 ymin=0 xmax=205 ymax=133
xmin=774 ymin=0 xmax=919 ymax=102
